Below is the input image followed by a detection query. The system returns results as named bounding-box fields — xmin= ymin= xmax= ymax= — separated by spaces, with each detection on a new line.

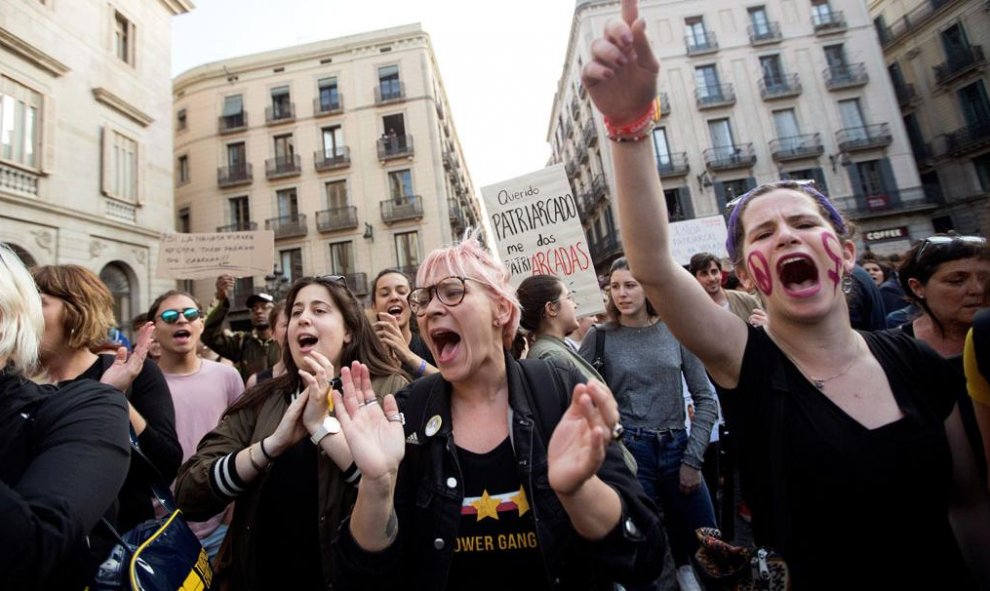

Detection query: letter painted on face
xmin=747 ymin=251 xmax=773 ymax=296
xmin=821 ymin=232 xmax=843 ymax=293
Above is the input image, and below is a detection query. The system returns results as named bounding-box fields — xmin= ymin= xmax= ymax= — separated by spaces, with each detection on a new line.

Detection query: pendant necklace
xmin=772 ymin=333 xmax=864 ymax=391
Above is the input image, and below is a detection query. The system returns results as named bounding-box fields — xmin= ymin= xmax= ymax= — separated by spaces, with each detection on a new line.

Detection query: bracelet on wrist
xmin=259 ymin=437 xmax=274 ymax=461
xmin=415 ymin=359 xmax=427 ymax=378
xmin=604 ymin=98 xmax=661 ymax=143
xmin=248 ymin=444 xmax=266 ymax=472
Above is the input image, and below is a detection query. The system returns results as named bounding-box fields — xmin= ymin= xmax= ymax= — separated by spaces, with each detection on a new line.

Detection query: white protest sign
xmin=669 ymin=216 xmax=729 ymax=265
xmin=157 ymin=231 xmax=275 ymax=280
xmin=481 ymin=164 xmax=605 ymax=316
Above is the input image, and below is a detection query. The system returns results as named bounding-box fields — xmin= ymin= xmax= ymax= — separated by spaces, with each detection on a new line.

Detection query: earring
xmin=841 ymin=273 xmax=854 ymax=295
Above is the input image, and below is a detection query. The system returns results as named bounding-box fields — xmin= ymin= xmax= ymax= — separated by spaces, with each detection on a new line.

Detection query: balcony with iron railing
xmin=315 ymin=206 xmax=358 ymax=232
xmin=314 ymin=147 xmax=351 ymax=171
xmin=571 ymin=95 xmax=580 ymax=117
xmin=588 ymin=231 xmax=624 ymax=267
xmin=945 ymin=119 xmax=990 ymax=156
xmin=759 ymin=74 xmax=802 ymax=100
xmin=578 ymin=144 xmax=589 ymax=164
xmin=380 ymin=196 xmax=423 ymax=224
xmin=582 ymin=120 xmax=597 ymax=148
xmin=375 ymin=82 xmax=405 ymax=104
xmin=591 ymin=174 xmax=608 ymax=205
xmin=449 ymin=200 xmax=466 ymax=232
xmin=265 ymin=213 xmax=308 ymax=240
xmin=894 ymin=82 xmax=917 ymax=108
xmin=935 ymin=46 xmax=985 ymax=87
xmin=217 ymin=163 xmax=252 ymax=188
xmin=832 ymin=186 xmax=941 ymax=219
xmin=313 ymin=95 xmax=343 ymax=116
xmin=880 ymin=0 xmax=962 ymax=48
xmin=377 ymin=135 xmax=414 ymax=160
xmin=695 ymin=84 xmax=736 ymax=109
xmin=578 ymin=190 xmax=595 ymax=217
xmin=265 ymin=155 xmax=302 ymax=179
xmin=685 ymin=31 xmax=718 ymax=56
xmin=265 ymin=103 xmax=295 ymax=124
xmin=216 ymin=221 xmax=258 ymax=232
xmin=218 ymin=112 xmax=247 ymax=134
xmin=565 ymin=161 xmax=577 ymax=178
xmin=824 ymin=63 xmax=869 ymax=90
xmin=343 ymin=272 xmax=369 ymax=297
xmin=812 ymin=11 xmax=846 ymax=34
xmin=836 ymin=123 xmax=892 ymax=152
xmin=659 ymin=92 xmax=671 ymax=116
xmin=769 ymin=134 xmax=824 ymax=161
xmin=657 ymin=152 xmax=690 ymax=178
xmin=748 ymin=22 xmax=782 ymax=45
xmin=704 ymin=143 xmax=757 ymax=170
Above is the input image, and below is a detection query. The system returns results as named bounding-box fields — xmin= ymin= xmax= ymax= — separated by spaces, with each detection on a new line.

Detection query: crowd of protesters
xmin=3 ymin=2 xmax=990 ymax=589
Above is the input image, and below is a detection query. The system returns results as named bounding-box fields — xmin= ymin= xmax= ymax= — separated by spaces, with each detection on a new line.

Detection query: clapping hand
xmin=332 ymin=362 xmax=405 ymax=483
xmin=100 ymin=321 xmax=153 ymax=392
xmin=547 ymin=380 xmax=621 ymax=497
xmin=581 ymin=0 xmax=660 ymax=125
xmin=298 ymin=351 xmax=337 ymax=433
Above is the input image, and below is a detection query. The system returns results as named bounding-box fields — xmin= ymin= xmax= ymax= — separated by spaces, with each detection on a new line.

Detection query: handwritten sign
xmin=481 ymin=164 xmax=604 ymax=316
xmin=669 ymin=216 xmax=729 ymax=265
xmin=157 ymin=231 xmax=275 ymax=280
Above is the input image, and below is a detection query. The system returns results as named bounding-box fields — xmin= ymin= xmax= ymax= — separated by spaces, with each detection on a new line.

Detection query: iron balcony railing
xmin=217 ymin=162 xmax=252 ymax=187
xmin=578 ymin=190 xmax=594 ymax=217
xmin=591 ymin=174 xmax=608 ymax=205
xmin=377 ymin=135 xmax=414 ymax=160
xmin=216 ymin=221 xmax=258 ymax=232
xmin=265 ymin=103 xmax=295 ymax=124
xmin=380 ymin=196 xmax=423 ymax=224
xmin=565 ymin=161 xmax=577 ymax=178
xmin=769 ymin=134 xmax=823 ymax=161
xmin=832 ymin=187 xmax=941 ymax=218
xmin=313 ymin=95 xmax=343 ymax=116
xmin=657 ymin=152 xmax=690 ymax=178
xmin=685 ymin=31 xmax=718 ymax=56
xmin=703 ymin=143 xmax=757 ymax=170
xmin=375 ymin=82 xmax=405 ymax=104
xmin=934 ymin=46 xmax=985 ymax=87
xmin=812 ymin=11 xmax=846 ymax=34
xmin=218 ymin=112 xmax=247 ymax=134
xmin=894 ymin=82 xmax=917 ymax=108
xmin=748 ymin=22 xmax=782 ymax=45
xmin=836 ymin=123 xmax=892 ymax=152
xmin=759 ymin=74 xmax=802 ymax=100
xmin=695 ymin=84 xmax=736 ymax=109
xmin=824 ymin=63 xmax=869 ymax=90
xmin=880 ymin=0 xmax=960 ymax=48
xmin=344 ymin=272 xmax=369 ymax=296
xmin=588 ymin=232 xmax=623 ymax=266
xmin=315 ymin=206 xmax=358 ymax=232
xmin=314 ymin=147 xmax=351 ymax=171
xmin=945 ymin=119 xmax=990 ymax=156
xmin=582 ymin=121 xmax=597 ymax=148
xmin=265 ymin=213 xmax=308 ymax=240
xmin=265 ymin=155 xmax=302 ymax=179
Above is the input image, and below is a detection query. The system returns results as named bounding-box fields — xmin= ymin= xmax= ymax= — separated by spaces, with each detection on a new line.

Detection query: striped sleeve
xmin=210 ymin=451 xmax=249 ymax=499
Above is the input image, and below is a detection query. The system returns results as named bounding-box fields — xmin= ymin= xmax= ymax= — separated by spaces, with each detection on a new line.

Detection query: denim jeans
xmin=199 ymin=523 xmax=228 ymax=561
xmin=623 ymin=428 xmax=716 ymax=566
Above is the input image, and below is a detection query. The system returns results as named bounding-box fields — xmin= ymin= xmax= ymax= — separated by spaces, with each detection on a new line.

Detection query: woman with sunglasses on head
xmin=175 ymin=275 xmax=407 ymax=590
xmin=31 ymin=265 xmax=182 ymax=534
xmin=580 ymin=2 xmax=990 ymax=588
xmin=332 ymin=232 xmax=663 ymax=591
xmin=371 ymin=268 xmax=437 ymax=380
xmin=148 ymin=291 xmax=244 ymax=559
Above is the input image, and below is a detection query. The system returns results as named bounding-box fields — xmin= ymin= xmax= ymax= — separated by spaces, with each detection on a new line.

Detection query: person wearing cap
xmin=202 ymin=274 xmax=281 ymax=381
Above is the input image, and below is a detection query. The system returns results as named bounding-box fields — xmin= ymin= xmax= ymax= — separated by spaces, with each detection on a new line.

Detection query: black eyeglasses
xmin=159 ymin=307 xmax=202 ymax=324
xmin=409 ymin=276 xmax=476 ymax=315
xmin=914 ymin=235 xmax=986 ymax=262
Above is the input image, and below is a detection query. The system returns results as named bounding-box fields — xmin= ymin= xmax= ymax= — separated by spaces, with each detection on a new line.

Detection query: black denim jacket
xmin=333 ymin=355 xmax=663 ymax=590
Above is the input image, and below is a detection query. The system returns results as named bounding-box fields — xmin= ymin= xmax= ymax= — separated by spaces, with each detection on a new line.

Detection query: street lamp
xmin=264 ymin=265 xmax=290 ymax=301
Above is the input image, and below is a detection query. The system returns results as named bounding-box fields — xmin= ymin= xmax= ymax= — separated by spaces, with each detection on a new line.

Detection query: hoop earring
xmin=841 ymin=273 xmax=854 ymax=295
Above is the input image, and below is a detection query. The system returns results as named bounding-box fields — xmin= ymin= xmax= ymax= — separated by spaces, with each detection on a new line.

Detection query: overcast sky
xmin=171 ymin=0 xmax=576 ymax=190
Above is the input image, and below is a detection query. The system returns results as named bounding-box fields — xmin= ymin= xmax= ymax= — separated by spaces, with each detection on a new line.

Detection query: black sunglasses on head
xmin=159 ymin=307 xmax=202 ymax=324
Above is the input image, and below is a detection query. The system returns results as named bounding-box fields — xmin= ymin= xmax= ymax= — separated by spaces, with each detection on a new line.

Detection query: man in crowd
xmin=202 ymin=274 xmax=280 ymax=381
xmin=688 ymin=252 xmax=764 ymax=325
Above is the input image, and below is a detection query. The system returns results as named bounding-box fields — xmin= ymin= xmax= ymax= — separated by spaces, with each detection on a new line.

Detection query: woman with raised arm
xmin=332 ymin=232 xmax=663 ymax=591
xmin=581 ymin=1 xmax=990 ymax=588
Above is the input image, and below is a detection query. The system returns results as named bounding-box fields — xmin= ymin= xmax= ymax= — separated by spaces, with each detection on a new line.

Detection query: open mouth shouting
xmin=296 ymin=332 xmax=319 ymax=355
xmin=777 ymin=254 xmax=821 ymax=298
xmin=429 ymin=328 xmax=462 ymax=365
xmin=387 ymin=304 xmax=404 ymax=320
xmin=171 ymin=328 xmax=193 ymax=346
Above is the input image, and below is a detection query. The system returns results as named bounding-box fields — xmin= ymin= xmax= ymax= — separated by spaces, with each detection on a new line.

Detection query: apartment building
xmin=872 ymin=0 xmax=990 ymax=238
xmin=0 ymin=0 xmax=191 ymax=331
xmin=550 ymin=0 xmax=929 ymax=270
xmin=173 ymin=24 xmax=480 ymax=309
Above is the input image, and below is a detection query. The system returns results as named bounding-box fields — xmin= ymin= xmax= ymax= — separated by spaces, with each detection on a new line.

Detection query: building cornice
xmin=92 ymin=87 xmax=155 ymax=127
xmin=158 ymin=0 xmax=195 ymax=16
xmin=0 ymin=27 xmax=71 ymax=77
xmin=0 ymin=194 xmax=164 ymax=240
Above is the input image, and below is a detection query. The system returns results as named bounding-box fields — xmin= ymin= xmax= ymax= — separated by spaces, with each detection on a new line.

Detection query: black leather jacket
xmin=333 ymin=355 xmax=663 ymax=590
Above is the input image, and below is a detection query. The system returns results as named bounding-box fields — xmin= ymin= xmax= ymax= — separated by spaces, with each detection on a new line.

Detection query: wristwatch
xmin=310 ymin=415 xmax=341 ymax=445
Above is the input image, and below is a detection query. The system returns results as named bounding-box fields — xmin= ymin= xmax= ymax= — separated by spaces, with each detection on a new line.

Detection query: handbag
xmin=89 ymin=435 xmax=213 ymax=591
xmin=692 ymin=527 xmax=790 ymax=591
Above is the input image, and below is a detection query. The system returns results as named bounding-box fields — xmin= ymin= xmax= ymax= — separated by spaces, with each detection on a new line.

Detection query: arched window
xmin=100 ymin=263 xmax=133 ymax=337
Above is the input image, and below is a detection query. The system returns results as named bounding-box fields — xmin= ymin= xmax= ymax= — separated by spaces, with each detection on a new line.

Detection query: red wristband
xmin=604 ymin=99 xmax=661 ymax=142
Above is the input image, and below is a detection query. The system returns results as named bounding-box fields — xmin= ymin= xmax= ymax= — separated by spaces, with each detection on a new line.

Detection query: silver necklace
xmin=771 ymin=333 xmax=863 ymax=391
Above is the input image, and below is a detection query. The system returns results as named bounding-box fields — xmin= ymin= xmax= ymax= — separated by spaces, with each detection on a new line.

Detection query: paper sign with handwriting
xmin=157 ymin=231 xmax=275 ymax=280
xmin=669 ymin=216 xmax=729 ymax=265
xmin=481 ymin=164 xmax=604 ymax=316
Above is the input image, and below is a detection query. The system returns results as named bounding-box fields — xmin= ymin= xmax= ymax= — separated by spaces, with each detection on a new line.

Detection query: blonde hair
xmin=32 ymin=265 xmax=116 ymax=350
xmin=416 ymin=229 xmax=521 ymax=349
xmin=0 ymin=244 xmax=44 ymax=373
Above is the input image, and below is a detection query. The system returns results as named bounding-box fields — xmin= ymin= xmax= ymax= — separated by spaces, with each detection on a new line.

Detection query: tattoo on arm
xmin=384 ymin=509 xmax=398 ymax=542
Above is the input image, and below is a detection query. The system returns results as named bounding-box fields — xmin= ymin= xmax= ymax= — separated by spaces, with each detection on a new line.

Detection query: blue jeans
xmin=623 ymin=428 xmax=716 ymax=566
xmin=199 ymin=523 xmax=228 ymax=561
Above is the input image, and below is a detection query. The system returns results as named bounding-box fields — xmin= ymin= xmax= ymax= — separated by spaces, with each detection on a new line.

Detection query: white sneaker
xmin=676 ymin=564 xmax=702 ymax=591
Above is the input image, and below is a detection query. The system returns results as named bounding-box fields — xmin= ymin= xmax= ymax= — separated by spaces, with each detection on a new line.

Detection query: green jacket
xmin=202 ymin=298 xmax=281 ymax=380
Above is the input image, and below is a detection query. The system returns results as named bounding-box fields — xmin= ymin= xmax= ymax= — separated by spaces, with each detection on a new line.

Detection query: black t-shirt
xmin=718 ymin=326 xmax=969 ymax=590
xmin=446 ymin=437 xmax=547 ymax=591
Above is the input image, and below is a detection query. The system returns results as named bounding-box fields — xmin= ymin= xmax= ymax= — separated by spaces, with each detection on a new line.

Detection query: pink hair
xmin=416 ymin=229 xmax=521 ymax=349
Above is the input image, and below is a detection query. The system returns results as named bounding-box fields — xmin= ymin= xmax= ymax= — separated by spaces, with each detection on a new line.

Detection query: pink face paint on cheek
xmin=747 ymin=251 xmax=773 ymax=296
xmin=821 ymin=233 xmax=843 ymax=292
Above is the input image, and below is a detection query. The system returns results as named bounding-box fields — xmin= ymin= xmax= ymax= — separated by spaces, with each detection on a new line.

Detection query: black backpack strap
xmin=518 ymin=359 xmax=569 ymax=445
xmin=591 ymin=328 xmax=607 ymax=378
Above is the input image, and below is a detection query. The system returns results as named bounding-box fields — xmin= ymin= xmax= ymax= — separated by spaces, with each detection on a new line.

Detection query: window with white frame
xmin=103 ymin=128 xmax=138 ymax=202
xmin=0 ymin=76 xmax=42 ymax=169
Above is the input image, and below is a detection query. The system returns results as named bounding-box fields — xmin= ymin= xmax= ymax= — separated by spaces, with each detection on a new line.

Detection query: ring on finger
xmin=387 ymin=412 xmax=405 ymax=425
xmin=610 ymin=422 xmax=624 ymax=442
xmin=361 ymin=399 xmax=380 ymax=408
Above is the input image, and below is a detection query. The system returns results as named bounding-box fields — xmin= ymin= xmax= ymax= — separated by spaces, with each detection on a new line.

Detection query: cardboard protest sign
xmin=669 ymin=216 xmax=729 ymax=265
xmin=157 ymin=231 xmax=275 ymax=280
xmin=481 ymin=164 xmax=604 ymax=316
